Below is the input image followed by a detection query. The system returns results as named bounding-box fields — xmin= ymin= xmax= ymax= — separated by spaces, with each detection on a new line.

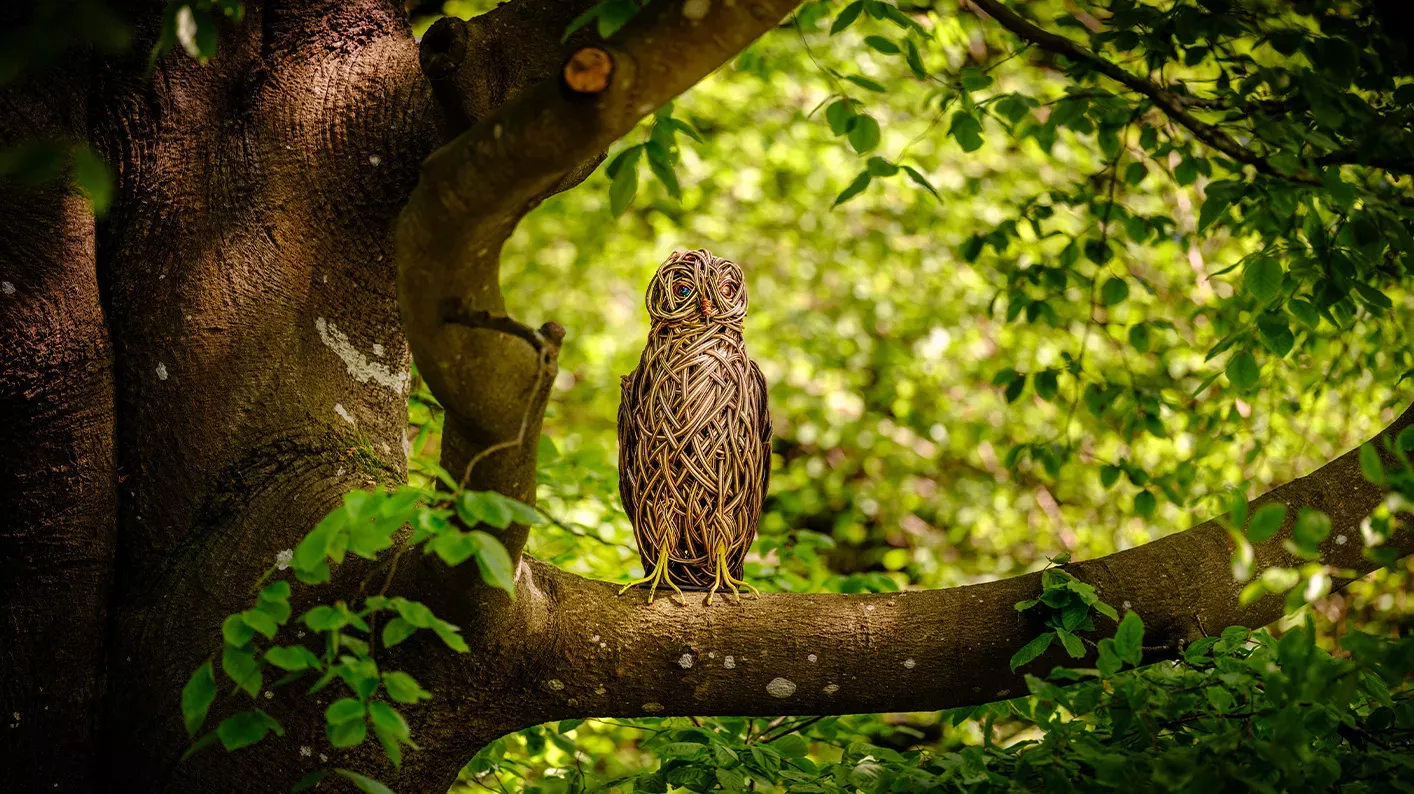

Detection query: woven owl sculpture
xmin=617 ymin=249 xmax=772 ymax=605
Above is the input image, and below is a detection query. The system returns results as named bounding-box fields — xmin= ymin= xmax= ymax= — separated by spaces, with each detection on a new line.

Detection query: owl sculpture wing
xmin=750 ymin=359 xmax=772 ymax=514
xmin=617 ymin=370 xmax=641 ymax=531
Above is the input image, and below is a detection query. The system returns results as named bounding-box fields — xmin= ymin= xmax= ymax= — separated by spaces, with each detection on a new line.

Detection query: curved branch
xmin=967 ymin=0 xmax=1318 ymax=185
xmin=508 ymin=399 xmax=1412 ymax=722
xmin=396 ymin=0 xmax=802 ymax=563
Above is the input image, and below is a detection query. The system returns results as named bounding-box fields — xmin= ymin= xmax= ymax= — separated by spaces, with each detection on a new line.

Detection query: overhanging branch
xmin=967 ymin=0 xmax=1319 ymax=186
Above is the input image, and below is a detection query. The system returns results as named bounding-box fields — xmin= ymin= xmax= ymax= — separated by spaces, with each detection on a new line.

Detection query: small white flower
xmin=275 ymin=549 xmax=293 ymax=571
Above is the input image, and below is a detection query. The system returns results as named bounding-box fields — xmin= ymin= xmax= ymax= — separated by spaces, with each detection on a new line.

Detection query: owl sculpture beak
xmin=700 ymin=297 xmax=717 ymax=317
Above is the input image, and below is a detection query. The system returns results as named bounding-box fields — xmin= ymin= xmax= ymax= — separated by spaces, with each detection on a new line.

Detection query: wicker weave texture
xmin=618 ymin=250 xmax=772 ymax=599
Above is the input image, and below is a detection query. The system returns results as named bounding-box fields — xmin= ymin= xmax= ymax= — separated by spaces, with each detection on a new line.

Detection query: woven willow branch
xmin=618 ymin=250 xmax=772 ymax=603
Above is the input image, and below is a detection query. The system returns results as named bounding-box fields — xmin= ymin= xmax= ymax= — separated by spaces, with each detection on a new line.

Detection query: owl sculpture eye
xmin=720 ymin=280 xmax=737 ymax=299
xmin=673 ymin=282 xmax=693 ymax=300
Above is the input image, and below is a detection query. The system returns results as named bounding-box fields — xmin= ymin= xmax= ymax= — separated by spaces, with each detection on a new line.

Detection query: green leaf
xmin=1128 ymin=323 xmax=1151 ymax=353
xmin=1288 ymin=298 xmax=1319 ymax=329
xmin=217 ymin=710 xmax=283 ymax=751
xmin=1353 ymin=281 xmax=1393 ymax=310
xmin=1225 ymin=350 xmax=1260 ymax=392
xmin=865 ymin=156 xmax=897 ymax=177
xmin=1100 ymin=465 xmax=1121 ymax=488
xmin=774 ymin=733 xmax=809 ymax=758
xmin=384 ymin=671 xmax=433 ymax=704
xmin=328 ymin=717 xmax=368 ymax=749
xmin=382 ymin=617 xmax=417 ymax=649
xmin=1113 ymin=610 xmax=1144 ymax=666
xmin=327 ymin=697 xmax=366 ymax=725
xmin=1034 ymin=370 xmax=1058 ymax=401
xmin=335 ymin=769 xmax=395 ymax=794
xmin=830 ymin=1 xmax=864 ymax=34
xmin=903 ymin=39 xmax=927 ymax=79
xmin=1100 ymin=277 xmax=1129 ymax=306
xmin=223 ymin=613 xmax=256 ymax=647
xmin=1197 ymin=187 xmax=1235 ymax=232
xmin=71 ymin=144 xmax=113 ymax=216
xmin=948 ymin=111 xmax=984 ymax=152
xmin=646 ymin=156 xmax=681 ymax=199
xmin=844 ymin=74 xmax=887 ymax=93
xmin=609 ymin=157 xmax=638 ymax=216
xmin=291 ymin=770 xmax=332 ymax=792
xmin=847 ymin=114 xmax=881 ymax=153
xmin=864 ymin=35 xmax=899 ymax=55
xmin=901 ymin=165 xmax=939 ymax=198
xmin=1359 ymin=444 xmax=1385 ymax=485
xmin=370 ymin=701 xmax=410 ymax=743
xmin=181 ymin=662 xmax=216 ymax=737
xmin=266 ymin=645 xmax=321 ymax=672
xmin=1056 ymin=628 xmax=1085 ymax=658
xmin=221 ymin=645 xmax=262 ymax=698
xmin=1257 ymin=314 xmax=1294 ymax=358
xmin=1243 ymin=258 xmax=1283 ymax=304
xmin=1134 ymin=490 xmax=1156 ymax=518
xmin=833 ymin=171 xmax=871 ymax=206
xmin=1246 ymin=502 xmax=1287 ymax=543
xmin=595 ymin=0 xmax=640 ymax=38
xmin=1009 ymin=632 xmax=1054 ymax=671
xmin=242 ymin=609 xmax=278 ymax=640
xmin=469 ymin=530 xmax=517 ymax=596
xmin=1096 ymin=638 xmax=1122 ymax=676
xmin=825 ymin=99 xmax=854 ymax=135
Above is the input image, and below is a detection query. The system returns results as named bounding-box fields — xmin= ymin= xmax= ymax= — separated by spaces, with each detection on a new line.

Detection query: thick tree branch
xmin=504 ymin=399 xmax=1412 ymax=724
xmin=397 ymin=0 xmax=803 ymax=563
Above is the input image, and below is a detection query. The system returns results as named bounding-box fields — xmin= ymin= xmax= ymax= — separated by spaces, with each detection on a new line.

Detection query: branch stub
xmin=563 ymin=48 xmax=614 ymax=94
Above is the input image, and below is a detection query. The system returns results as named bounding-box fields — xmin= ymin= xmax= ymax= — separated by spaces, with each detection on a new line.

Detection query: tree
xmin=2 ymin=0 xmax=1411 ymax=791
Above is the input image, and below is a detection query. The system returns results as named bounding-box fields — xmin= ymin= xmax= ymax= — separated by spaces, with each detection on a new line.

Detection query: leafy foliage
xmin=179 ymin=478 xmax=536 ymax=782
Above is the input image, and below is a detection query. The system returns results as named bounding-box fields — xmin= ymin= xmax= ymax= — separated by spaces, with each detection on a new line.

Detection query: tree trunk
xmin=1 ymin=1 xmax=1410 ymax=792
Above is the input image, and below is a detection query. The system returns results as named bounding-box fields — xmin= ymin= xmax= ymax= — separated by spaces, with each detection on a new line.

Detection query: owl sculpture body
xmin=617 ymin=250 xmax=772 ymax=604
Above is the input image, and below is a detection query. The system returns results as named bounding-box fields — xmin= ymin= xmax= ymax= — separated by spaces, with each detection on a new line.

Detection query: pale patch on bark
xmin=642 ymin=702 xmax=664 ymax=713
xmin=765 ymin=678 xmax=796 ymax=698
xmin=315 ymin=317 xmax=409 ymax=394
xmin=823 ymin=683 xmax=840 ymax=695
xmin=678 ymin=654 xmax=694 ymax=669
xmin=682 ymin=0 xmax=711 ymax=21
xmin=723 ymin=655 xmax=735 ymax=669
xmin=156 ymin=363 xmax=168 ymax=380
xmin=334 ymin=403 xmax=355 ymax=425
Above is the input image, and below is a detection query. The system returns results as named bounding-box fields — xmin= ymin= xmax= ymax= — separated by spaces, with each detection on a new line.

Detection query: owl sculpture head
xmin=645 ymin=249 xmax=747 ymax=330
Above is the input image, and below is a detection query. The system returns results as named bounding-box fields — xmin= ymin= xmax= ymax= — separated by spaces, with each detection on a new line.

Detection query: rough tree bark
xmin=0 ymin=0 xmax=1409 ymax=792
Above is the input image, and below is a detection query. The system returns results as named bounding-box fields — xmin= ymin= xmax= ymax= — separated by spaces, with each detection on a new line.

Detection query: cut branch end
xmin=563 ymin=47 xmax=614 ymax=94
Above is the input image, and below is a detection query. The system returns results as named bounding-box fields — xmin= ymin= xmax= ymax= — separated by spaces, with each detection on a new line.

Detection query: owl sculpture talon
xmin=617 ymin=544 xmax=686 ymax=606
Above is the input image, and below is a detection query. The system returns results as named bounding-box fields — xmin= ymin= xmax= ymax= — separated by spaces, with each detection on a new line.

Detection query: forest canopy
xmin=2 ymin=0 xmax=1413 ymax=791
